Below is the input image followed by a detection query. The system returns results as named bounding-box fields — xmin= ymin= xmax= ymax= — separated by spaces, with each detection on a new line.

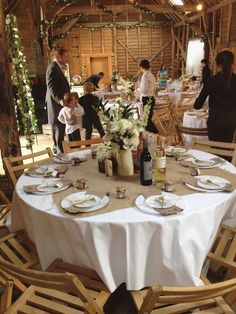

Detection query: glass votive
xmin=115 ymin=186 xmax=126 ymax=199
xmin=190 ymin=167 xmax=201 ymax=176
xmin=163 ymin=181 xmax=174 ymax=192
xmin=76 ymin=178 xmax=88 ymax=189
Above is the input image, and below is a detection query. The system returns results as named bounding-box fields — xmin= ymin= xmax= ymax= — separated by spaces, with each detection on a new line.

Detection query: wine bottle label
xmin=144 ymin=161 xmax=152 ymax=180
xmin=157 ymin=157 xmax=166 ymax=168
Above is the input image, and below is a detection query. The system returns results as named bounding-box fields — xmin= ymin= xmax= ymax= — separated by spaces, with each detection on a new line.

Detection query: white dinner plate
xmin=135 ymin=193 xmax=184 ymax=215
xmin=197 ymin=176 xmax=226 ymax=190
xmin=145 ymin=195 xmax=176 ymax=209
xmin=192 ymin=159 xmax=216 ymax=168
xmin=37 ymin=182 xmax=64 ymax=192
xmin=61 ymin=192 xmax=109 ymax=214
xmin=185 ymin=175 xmax=230 ymax=193
xmin=26 ymin=165 xmax=57 ymax=177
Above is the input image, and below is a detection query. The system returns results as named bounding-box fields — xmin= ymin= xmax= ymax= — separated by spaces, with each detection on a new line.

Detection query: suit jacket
xmin=45 ymin=61 xmax=70 ymax=124
xmin=78 ymin=94 xmax=100 ymax=129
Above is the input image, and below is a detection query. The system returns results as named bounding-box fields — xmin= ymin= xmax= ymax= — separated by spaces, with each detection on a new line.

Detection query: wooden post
xmin=0 ymin=3 xmax=21 ymax=163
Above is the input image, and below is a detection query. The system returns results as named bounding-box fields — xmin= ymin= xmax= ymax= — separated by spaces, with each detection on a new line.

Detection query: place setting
xmin=24 ymin=164 xmax=68 ymax=178
xmin=182 ymin=175 xmax=233 ymax=193
xmin=60 ymin=191 xmax=110 ymax=214
xmin=180 ymin=156 xmax=225 ymax=169
xmin=135 ymin=192 xmax=184 ymax=216
xmin=23 ymin=178 xmax=72 ymax=195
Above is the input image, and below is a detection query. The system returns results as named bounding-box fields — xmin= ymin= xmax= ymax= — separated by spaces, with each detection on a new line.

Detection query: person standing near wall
xmin=45 ymin=48 xmax=70 ymax=154
xmin=139 ymin=59 xmax=157 ymax=133
xmin=200 ymin=59 xmax=211 ymax=86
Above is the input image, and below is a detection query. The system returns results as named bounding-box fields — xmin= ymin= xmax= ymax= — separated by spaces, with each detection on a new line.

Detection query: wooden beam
xmin=54 ymin=18 xmax=79 ymax=36
xmin=174 ymin=0 xmax=236 ymax=27
xmin=150 ymin=39 xmax=172 ymax=62
xmin=4 ymin=0 xmax=21 ymax=14
xmin=52 ymin=4 xmax=200 ymax=16
xmin=116 ymin=38 xmax=139 ymax=64
xmin=173 ymin=34 xmax=186 ymax=61
xmin=226 ymin=4 xmax=232 ymax=44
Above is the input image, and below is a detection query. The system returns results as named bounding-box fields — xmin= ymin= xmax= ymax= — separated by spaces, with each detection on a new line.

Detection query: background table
xmin=183 ymin=110 xmax=208 ymax=144
xmin=11 ymin=150 xmax=236 ymax=291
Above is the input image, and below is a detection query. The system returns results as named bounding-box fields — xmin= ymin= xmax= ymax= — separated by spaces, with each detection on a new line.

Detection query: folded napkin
xmin=23 ymin=179 xmax=72 ymax=194
xmin=26 ymin=165 xmax=68 ymax=176
xmin=154 ymin=206 xmax=183 ymax=216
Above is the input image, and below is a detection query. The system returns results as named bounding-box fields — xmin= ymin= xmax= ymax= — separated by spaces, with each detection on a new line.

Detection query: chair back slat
xmin=192 ymin=139 xmax=236 ymax=166
xmin=0 ymin=232 xmax=38 ymax=268
xmin=0 ymin=259 xmax=103 ymax=314
xmin=3 ymin=147 xmax=53 ymax=186
xmin=138 ymin=279 xmax=236 ymax=313
xmin=63 ymin=138 xmax=103 ymax=153
xmin=207 ymin=224 xmax=236 ymax=271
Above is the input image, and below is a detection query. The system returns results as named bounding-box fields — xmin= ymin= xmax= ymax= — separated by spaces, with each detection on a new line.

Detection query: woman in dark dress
xmin=79 ymin=82 xmax=105 ymax=139
xmin=194 ymin=50 xmax=236 ymax=142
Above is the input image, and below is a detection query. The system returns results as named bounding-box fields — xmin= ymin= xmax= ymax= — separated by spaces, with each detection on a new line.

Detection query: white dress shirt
xmin=58 ymin=104 xmax=84 ymax=134
xmin=140 ymin=70 xmax=156 ymax=97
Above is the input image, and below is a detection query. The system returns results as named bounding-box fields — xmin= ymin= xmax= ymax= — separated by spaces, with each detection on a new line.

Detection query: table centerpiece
xmin=94 ymin=98 xmax=150 ymax=176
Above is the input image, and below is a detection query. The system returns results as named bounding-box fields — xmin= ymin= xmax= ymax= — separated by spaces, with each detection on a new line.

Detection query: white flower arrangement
xmin=96 ymin=142 xmax=112 ymax=161
xmin=123 ymin=79 xmax=135 ymax=95
xmin=94 ymin=98 xmax=151 ymax=151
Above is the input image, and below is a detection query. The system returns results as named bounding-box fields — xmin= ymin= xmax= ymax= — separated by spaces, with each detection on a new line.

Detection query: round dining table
xmin=11 ymin=149 xmax=236 ymax=292
xmin=183 ymin=110 xmax=208 ymax=144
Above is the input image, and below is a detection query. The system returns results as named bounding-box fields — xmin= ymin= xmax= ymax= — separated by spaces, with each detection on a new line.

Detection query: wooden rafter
xmin=4 ymin=0 xmax=21 ymax=15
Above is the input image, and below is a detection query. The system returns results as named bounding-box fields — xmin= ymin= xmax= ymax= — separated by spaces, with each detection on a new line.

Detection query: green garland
xmin=5 ymin=14 xmax=39 ymax=151
xmin=48 ymin=20 xmax=171 ymax=45
xmin=96 ymin=3 xmax=124 ymax=17
xmin=130 ymin=1 xmax=157 ymax=17
xmin=51 ymin=0 xmax=75 ymax=7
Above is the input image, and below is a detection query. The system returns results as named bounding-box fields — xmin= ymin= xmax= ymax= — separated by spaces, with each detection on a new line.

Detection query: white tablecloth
xmin=11 ymin=150 xmax=236 ymax=292
xmin=183 ymin=110 xmax=208 ymax=144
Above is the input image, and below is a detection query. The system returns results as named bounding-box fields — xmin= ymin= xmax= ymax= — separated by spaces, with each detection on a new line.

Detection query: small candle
xmin=115 ymin=186 xmax=126 ymax=199
xmin=76 ymin=179 xmax=88 ymax=189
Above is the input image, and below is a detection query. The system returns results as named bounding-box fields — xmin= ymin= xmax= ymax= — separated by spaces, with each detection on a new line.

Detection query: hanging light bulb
xmin=196 ymin=4 xmax=203 ymax=11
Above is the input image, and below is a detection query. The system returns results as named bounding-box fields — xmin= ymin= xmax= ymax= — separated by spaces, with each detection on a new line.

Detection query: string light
xmin=196 ymin=4 xmax=203 ymax=11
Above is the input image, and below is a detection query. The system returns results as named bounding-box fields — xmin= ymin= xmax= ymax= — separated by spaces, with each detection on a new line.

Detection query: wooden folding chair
xmin=176 ymin=124 xmax=208 ymax=146
xmin=191 ymin=139 xmax=236 ymax=166
xmin=131 ymin=278 xmax=236 ymax=313
xmin=63 ymin=137 xmax=103 ymax=153
xmin=3 ymin=147 xmax=53 ymax=186
xmin=0 ymin=190 xmax=11 ymax=227
xmin=177 ymin=92 xmax=197 ymax=109
xmin=46 ymin=258 xmax=109 ymax=293
xmin=0 ymin=230 xmax=39 ymax=268
xmin=0 ymin=279 xmax=14 ymax=313
xmin=0 ymin=259 xmax=109 ymax=314
xmin=204 ymin=224 xmax=236 ymax=305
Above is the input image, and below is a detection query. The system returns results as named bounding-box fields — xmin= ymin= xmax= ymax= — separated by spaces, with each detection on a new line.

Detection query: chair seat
xmin=5 ymin=285 xmax=87 ymax=314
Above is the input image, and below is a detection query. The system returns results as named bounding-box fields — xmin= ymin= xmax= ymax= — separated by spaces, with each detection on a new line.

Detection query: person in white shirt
xmin=58 ymin=92 xmax=84 ymax=141
xmin=139 ymin=59 xmax=157 ymax=133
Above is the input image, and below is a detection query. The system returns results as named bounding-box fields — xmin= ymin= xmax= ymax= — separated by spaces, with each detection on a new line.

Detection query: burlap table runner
xmin=51 ymin=157 xmax=236 ymax=217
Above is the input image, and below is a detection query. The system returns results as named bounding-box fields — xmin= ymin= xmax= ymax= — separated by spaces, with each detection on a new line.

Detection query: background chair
xmin=0 ymin=259 xmax=108 ymax=314
xmin=176 ymin=124 xmax=208 ymax=146
xmin=63 ymin=137 xmax=103 ymax=153
xmin=131 ymin=278 xmax=236 ymax=313
xmin=3 ymin=147 xmax=53 ymax=186
xmin=191 ymin=139 xmax=236 ymax=166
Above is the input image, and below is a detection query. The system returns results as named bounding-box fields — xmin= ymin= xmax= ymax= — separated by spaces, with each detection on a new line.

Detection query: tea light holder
xmin=190 ymin=167 xmax=201 ymax=176
xmin=162 ymin=181 xmax=174 ymax=192
xmin=76 ymin=179 xmax=88 ymax=189
xmin=115 ymin=186 xmax=126 ymax=199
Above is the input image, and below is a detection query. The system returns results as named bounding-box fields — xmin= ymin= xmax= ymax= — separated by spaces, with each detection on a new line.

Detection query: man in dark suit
xmin=45 ymin=48 xmax=70 ymax=154
xmin=201 ymin=59 xmax=212 ymax=86
xmin=84 ymin=72 xmax=104 ymax=90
